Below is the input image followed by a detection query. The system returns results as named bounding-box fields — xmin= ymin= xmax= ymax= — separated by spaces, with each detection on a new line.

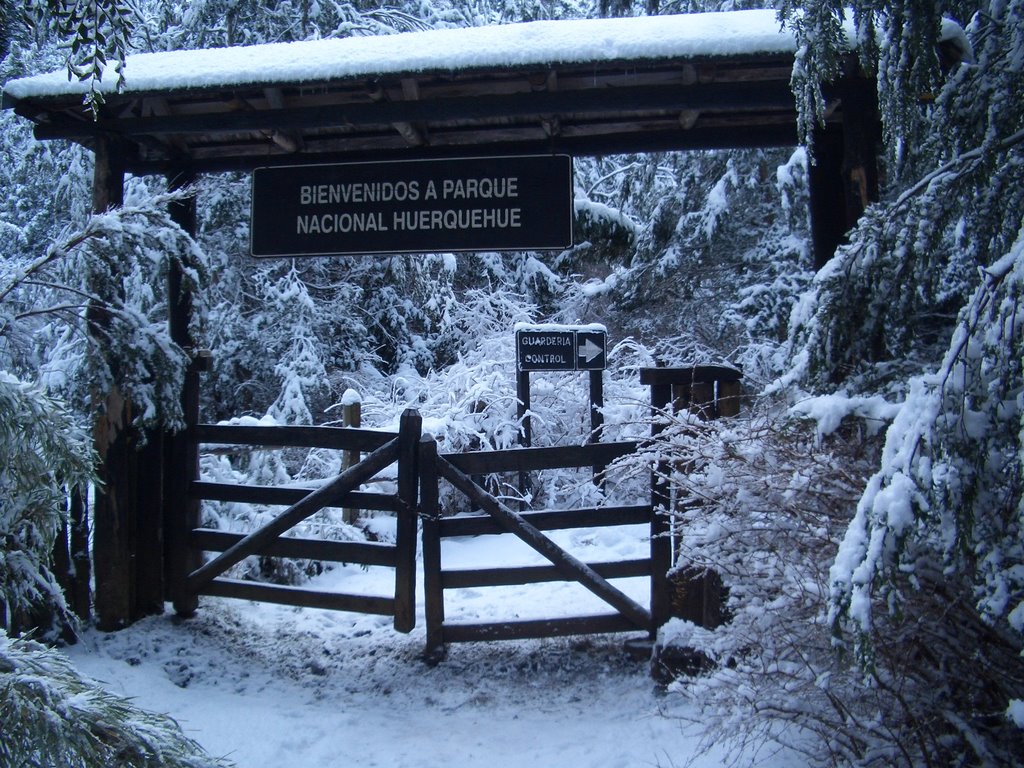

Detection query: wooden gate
xmin=419 ymin=438 xmax=670 ymax=660
xmin=171 ymin=409 xmax=421 ymax=633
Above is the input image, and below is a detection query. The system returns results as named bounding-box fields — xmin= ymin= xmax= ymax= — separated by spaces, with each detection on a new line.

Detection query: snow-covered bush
xmin=0 ymin=633 xmax=229 ymax=767
xmin=0 ymin=374 xmax=92 ymax=637
xmin=635 ymin=395 xmax=1024 ymax=766
xmin=757 ymin=0 xmax=1024 ymax=763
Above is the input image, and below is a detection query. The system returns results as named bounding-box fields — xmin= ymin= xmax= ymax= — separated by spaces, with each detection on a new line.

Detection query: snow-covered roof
xmin=3 ymin=10 xmax=806 ymax=101
xmin=2 ymin=10 xmax=870 ymax=174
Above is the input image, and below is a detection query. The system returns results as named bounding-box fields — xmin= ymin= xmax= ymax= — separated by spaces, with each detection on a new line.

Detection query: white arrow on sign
xmin=578 ymin=338 xmax=602 ymax=364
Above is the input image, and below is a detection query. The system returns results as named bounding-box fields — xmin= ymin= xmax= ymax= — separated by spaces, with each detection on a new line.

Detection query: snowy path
xmin=66 ymin=524 xmax=803 ymax=767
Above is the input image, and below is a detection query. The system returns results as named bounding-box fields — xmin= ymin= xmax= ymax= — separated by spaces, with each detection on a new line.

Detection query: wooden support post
xmin=134 ymin=433 xmax=165 ymax=616
xmin=808 ymin=126 xmax=848 ymax=270
xmin=419 ymin=436 xmax=445 ymax=661
xmin=164 ymin=169 xmax=204 ymax=618
xmin=341 ymin=391 xmax=361 ymax=523
xmin=589 ymin=369 xmax=604 ymax=442
xmin=516 ymin=369 xmax=531 ymax=509
xmin=393 ymin=408 xmax=421 ymax=634
xmin=647 ymin=381 xmax=673 ymax=634
xmin=167 ymin=362 xmax=202 ymax=617
xmin=89 ymin=135 xmax=138 ymax=632
xmin=589 ymin=369 xmax=605 ymax=485
xmin=516 ymin=369 xmax=531 ymax=448
xmin=808 ymin=69 xmax=879 ymax=270
xmin=839 ymin=70 xmax=879 ymax=231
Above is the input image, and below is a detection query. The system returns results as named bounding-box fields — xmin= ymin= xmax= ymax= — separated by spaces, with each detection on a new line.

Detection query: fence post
xmin=167 ymin=359 xmax=204 ymax=617
xmin=419 ymin=436 xmax=445 ymax=661
xmin=393 ymin=408 xmax=421 ymax=634
xmin=647 ymin=382 xmax=673 ymax=635
xmin=341 ymin=389 xmax=362 ymax=523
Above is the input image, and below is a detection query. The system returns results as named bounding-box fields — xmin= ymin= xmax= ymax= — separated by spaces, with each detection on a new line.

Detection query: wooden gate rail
xmin=176 ymin=409 xmax=420 ymax=632
xmin=420 ymin=438 xmax=660 ymax=660
xmin=443 ymin=441 xmax=637 ymax=475
xmin=191 ymin=422 xmax=398 ymax=451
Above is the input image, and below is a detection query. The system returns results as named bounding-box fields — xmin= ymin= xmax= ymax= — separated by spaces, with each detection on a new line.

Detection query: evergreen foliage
xmin=751 ymin=0 xmax=1024 ymax=763
xmin=0 ymin=374 xmax=92 ymax=637
xmin=25 ymin=0 xmax=142 ymax=114
xmin=1 ymin=634 xmax=230 ymax=767
xmin=781 ymin=0 xmax=1024 ymax=654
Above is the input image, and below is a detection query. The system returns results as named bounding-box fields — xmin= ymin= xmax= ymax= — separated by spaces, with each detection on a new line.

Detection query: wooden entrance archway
xmin=2 ymin=9 xmax=878 ymax=630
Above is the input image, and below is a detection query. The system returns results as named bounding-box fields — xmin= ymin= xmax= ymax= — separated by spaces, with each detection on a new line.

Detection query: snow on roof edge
xmin=3 ymin=10 xmax=806 ymax=102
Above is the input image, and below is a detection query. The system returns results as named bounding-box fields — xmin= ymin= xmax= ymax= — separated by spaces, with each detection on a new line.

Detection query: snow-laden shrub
xmin=0 ymin=374 xmax=92 ymax=637
xmin=636 ymin=393 xmax=1024 ymax=766
xmin=0 ymin=634 xmax=230 ymax=767
xmin=830 ymin=230 xmax=1024 ymax=649
xmin=769 ymin=2 xmax=1024 ymax=762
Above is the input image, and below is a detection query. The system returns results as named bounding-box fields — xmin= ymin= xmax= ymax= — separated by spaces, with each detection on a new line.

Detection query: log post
xmin=419 ymin=435 xmax=445 ymax=661
xmin=164 ymin=168 xmax=203 ymax=617
xmin=134 ymin=432 xmax=165 ymax=616
xmin=393 ymin=408 xmax=421 ymax=634
xmin=590 ymin=369 xmax=605 ymax=485
xmin=808 ymin=67 xmax=879 ymax=270
xmin=808 ymin=126 xmax=848 ymax=270
xmin=341 ymin=390 xmax=361 ymax=523
xmin=90 ymin=135 xmax=137 ymax=632
xmin=647 ymin=379 xmax=673 ymax=634
xmin=516 ymin=369 xmax=531 ymax=508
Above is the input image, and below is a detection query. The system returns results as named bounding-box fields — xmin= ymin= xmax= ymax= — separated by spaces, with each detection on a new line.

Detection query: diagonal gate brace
xmin=437 ymin=456 xmax=651 ymax=631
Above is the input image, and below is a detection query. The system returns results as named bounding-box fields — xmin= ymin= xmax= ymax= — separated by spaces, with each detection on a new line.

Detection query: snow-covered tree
xmin=702 ymin=0 xmax=1024 ymax=763
xmin=0 ymin=374 xmax=92 ymax=637
xmin=781 ymin=0 xmax=1024 ymax=649
xmin=1 ymin=634 xmax=230 ymax=767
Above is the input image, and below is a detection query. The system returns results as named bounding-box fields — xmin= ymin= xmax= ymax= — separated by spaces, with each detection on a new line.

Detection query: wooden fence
xmin=419 ymin=439 xmax=669 ymax=660
xmin=172 ymin=409 xmax=421 ymax=633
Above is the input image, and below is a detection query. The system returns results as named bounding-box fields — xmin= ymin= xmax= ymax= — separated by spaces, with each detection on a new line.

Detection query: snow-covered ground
xmin=66 ymin=522 xmax=803 ymax=768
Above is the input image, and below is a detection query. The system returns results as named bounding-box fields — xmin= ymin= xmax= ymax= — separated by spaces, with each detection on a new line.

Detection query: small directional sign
xmin=516 ymin=326 xmax=607 ymax=371
xmin=575 ymin=331 xmax=607 ymax=370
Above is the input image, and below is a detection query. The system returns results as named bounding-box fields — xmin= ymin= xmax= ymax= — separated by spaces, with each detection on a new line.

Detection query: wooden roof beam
xmin=264 ymin=88 xmax=303 ymax=153
xmin=125 ymin=121 xmax=799 ymax=175
xmin=33 ymin=81 xmax=797 ymax=142
xmin=535 ymin=70 xmax=560 ymax=138
xmin=367 ymin=78 xmax=426 ymax=147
